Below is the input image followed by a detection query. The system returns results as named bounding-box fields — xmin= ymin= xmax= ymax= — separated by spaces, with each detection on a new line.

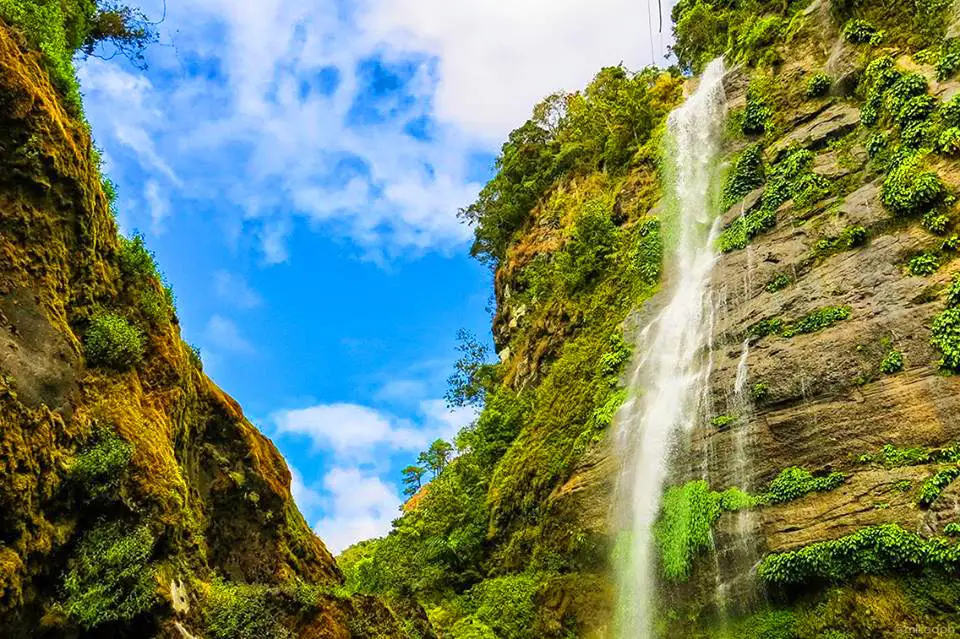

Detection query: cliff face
xmin=0 ymin=20 xmax=428 ymax=639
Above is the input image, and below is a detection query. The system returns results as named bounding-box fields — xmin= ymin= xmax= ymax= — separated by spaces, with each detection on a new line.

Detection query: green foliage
xmin=895 ymin=95 xmax=936 ymax=128
xmin=118 ymin=233 xmax=175 ymax=326
xmin=751 ymin=382 xmax=770 ymax=402
xmin=918 ymin=465 xmax=960 ymax=506
xmin=84 ymin=313 xmax=145 ymax=370
xmin=556 ymin=199 xmax=618 ymax=291
xmin=814 ymin=225 xmax=869 ymax=257
xmin=945 ymin=522 xmax=960 ymax=536
xmin=765 ymin=274 xmax=791 ymax=293
xmin=205 ymin=581 xmax=291 ymax=639
xmin=765 ymin=467 xmax=846 ymax=504
xmin=938 ymin=127 xmax=960 ymax=156
xmin=463 ymin=574 xmax=539 ymax=639
xmin=461 ymin=67 xmax=680 ymax=265
xmin=446 ymin=329 xmax=494 ymax=408
xmin=712 ymin=609 xmax=799 ymax=639
xmin=858 ymin=443 xmax=933 ymax=467
xmin=907 ymin=251 xmax=941 ymax=276
xmin=418 ymin=439 xmax=454 ymax=478
xmin=895 ymin=479 xmax=913 ymax=492
xmin=843 ymin=19 xmax=884 ymax=44
xmin=937 ymin=39 xmax=960 ymax=81
xmin=654 ymin=481 xmax=721 ymax=581
xmin=710 ymin=415 xmax=736 ymax=430
xmin=947 ymin=273 xmax=960 ymax=307
xmin=721 ymin=144 xmax=765 ymax=212
xmin=805 ymin=73 xmax=832 ymax=98
xmin=932 ymin=307 xmax=960 ymax=371
xmin=720 ymin=148 xmax=829 ymax=252
xmin=879 ymin=350 xmax=904 ymax=374
xmin=402 ymin=465 xmax=427 ymax=497
xmin=880 ymin=156 xmax=945 ymax=216
xmin=69 ymin=429 xmax=132 ymax=498
xmin=62 ymin=522 xmax=158 ymax=629
xmin=780 ymin=306 xmax=852 ymax=338
xmin=0 ymin=0 xmax=155 ymax=112
xmin=758 ymin=524 xmax=960 ymax=586
xmin=741 ymin=86 xmax=772 ymax=135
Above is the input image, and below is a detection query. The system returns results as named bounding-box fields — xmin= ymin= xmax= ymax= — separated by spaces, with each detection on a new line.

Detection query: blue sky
xmin=78 ymin=0 xmax=671 ymax=553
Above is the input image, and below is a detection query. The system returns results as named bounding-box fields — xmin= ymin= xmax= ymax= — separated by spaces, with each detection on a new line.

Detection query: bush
xmin=205 ymin=581 xmax=290 ymax=639
xmin=742 ymin=88 xmax=772 ymax=135
xmin=880 ymin=350 xmax=904 ymax=374
xmin=62 ymin=522 xmax=158 ymax=629
xmin=721 ymin=144 xmax=765 ymax=211
xmin=805 ymin=73 xmax=832 ymax=98
xmin=780 ymin=306 xmax=852 ymax=338
xmin=918 ymin=466 xmax=960 ymax=506
xmin=895 ymin=94 xmax=936 ymax=127
xmin=938 ymin=39 xmax=960 ymax=81
xmin=654 ymin=481 xmax=720 ymax=581
xmin=766 ymin=467 xmax=846 ymax=504
xmin=907 ymin=252 xmax=940 ymax=276
xmin=84 ymin=314 xmax=145 ymax=370
xmin=466 ymin=574 xmax=539 ymax=639
xmin=843 ymin=19 xmax=884 ymax=44
xmin=880 ymin=156 xmax=945 ymax=216
xmin=939 ymin=128 xmax=960 ymax=156
xmin=765 ymin=274 xmax=791 ymax=293
xmin=948 ymin=274 xmax=960 ymax=307
xmin=932 ymin=307 xmax=960 ymax=370
xmin=710 ymin=415 xmax=736 ymax=430
xmin=70 ymin=430 xmax=132 ymax=498
xmin=758 ymin=524 xmax=959 ymax=586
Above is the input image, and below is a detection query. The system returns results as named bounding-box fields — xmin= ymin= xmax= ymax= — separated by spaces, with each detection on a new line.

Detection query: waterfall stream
xmin=614 ymin=58 xmax=727 ymax=638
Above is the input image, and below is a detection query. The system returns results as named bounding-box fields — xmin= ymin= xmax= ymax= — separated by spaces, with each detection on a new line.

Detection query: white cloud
xmin=213 ymin=270 xmax=264 ymax=309
xmin=290 ymin=465 xmax=323 ymax=513
xmin=272 ymin=402 xmax=424 ymax=458
xmin=204 ymin=314 xmax=256 ymax=354
xmin=419 ymin=399 xmax=476 ymax=442
xmin=144 ymin=179 xmax=170 ymax=234
xmin=374 ymin=379 xmax=429 ymax=403
xmin=78 ymin=0 xmax=674 ymax=263
xmin=313 ymin=467 xmax=402 ymax=553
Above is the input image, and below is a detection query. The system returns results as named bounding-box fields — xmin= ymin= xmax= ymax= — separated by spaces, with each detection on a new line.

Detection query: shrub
xmin=466 ymin=574 xmax=539 ymax=639
xmin=918 ymin=465 xmax=960 ymax=506
xmin=938 ymin=39 xmax=960 ymax=81
xmin=943 ymin=95 xmax=960 ymax=128
xmin=939 ymin=128 xmax=960 ymax=156
xmin=766 ymin=467 xmax=846 ymax=504
xmin=742 ymin=88 xmax=772 ymax=135
xmin=947 ymin=274 xmax=960 ymax=307
xmin=765 ymin=274 xmax=791 ymax=293
xmin=896 ymin=95 xmax=936 ymax=127
xmin=84 ymin=314 xmax=145 ymax=370
xmin=945 ymin=522 xmax=960 ymax=536
xmin=758 ymin=524 xmax=959 ymax=586
xmin=751 ymin=382 xmax=769 ymax=401
xmin=780 ymin=306 xmax=851 ymax=338
xmin=722 ymin=144 xmax=765 ymax=211
xmin=880 ymin=156 xmax=945 ymax=216
xmin=710 ymin=415 xmax=736 ymax=430
xmin=866 ymin=132 xmax=888 ymax=158
xmin=907 ymin=252 xmax=940 ymax=276
xmin=205 ymin=581 xmax=288 ymax=639
xmin=880 ymin=350 xmax=904 ymax=374
xmin=932 ymin=307 xmax=960 ymax=370
xmin=70 ymin=430 xmax=133 ymax=498
xmin=62 ymin=522 xmax=158 ymax=629
xmin=843 ymin=19 xmax=884 ymax=44
xmin=654 ymin=481 xmax=720 ymax=580
xmin=806 ymin=73 xmax=832 ymax=98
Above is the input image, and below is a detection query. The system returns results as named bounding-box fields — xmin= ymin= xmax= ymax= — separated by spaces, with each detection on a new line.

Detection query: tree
xmin=418 ymin=440 xmax=454 ymax=478
xmin=445 ymin=329 xmax=495 ymax=408
xmin=401 ymin=465 xmax=426 ymax=496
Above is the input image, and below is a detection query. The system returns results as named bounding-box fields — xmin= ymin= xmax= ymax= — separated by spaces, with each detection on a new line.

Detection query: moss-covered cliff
xmin=339 ymin=0 xmax=960 ymax=638
xmin=0 ymin=5 xmax=431 ymax=638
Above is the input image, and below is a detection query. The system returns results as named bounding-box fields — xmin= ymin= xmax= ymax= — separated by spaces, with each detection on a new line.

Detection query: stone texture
xmin=769 ymin=103 xmax=861 ymax=160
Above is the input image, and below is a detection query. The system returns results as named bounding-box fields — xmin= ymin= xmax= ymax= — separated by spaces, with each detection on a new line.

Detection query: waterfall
xmin=614 ymin=58 xmax=727 ymax=638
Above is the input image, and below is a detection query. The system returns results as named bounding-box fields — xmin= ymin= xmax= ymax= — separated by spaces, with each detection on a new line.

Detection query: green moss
xmin=813 ymin=225 xmax=869 ymax=258
xmin=654 ymin=481 xmax=722 ymax=581
xmin=895 ymin=479 xmax=913 ymax=492
xmin=205 ymin=581 xmax=289 ymax=639
xmin=879 ymin=350 xmax=904 ymax=374
xmin=62 ymin=522 xmax=158 ymax=629
xmin=741 ymin=85 xmax=772 ymax=135
xmin=465 ymin=574 xmax=539 ymax=639
xmin=858 ymin=443 xmax=937 ymax=467
xmin=758 ymin=524 xmax=960 ymax=586
xmin=83 ymin=313 xmax=145 ymax=370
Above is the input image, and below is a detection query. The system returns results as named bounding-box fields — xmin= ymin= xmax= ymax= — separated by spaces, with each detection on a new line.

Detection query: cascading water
xmin=614 ymin=58 xmax=727 ymax=638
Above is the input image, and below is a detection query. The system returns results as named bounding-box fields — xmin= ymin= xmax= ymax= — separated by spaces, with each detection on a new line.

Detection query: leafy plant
xmin=765 ymin=467 xmax=846 ymax=504
xmin=765 ymin=274 xmax=791 ymax=293
xmin=880 ymin=350 xmax=904 ymax=374
xmin=62 ymin=522 xmax=158 ymax=629
xmin=741 ymin=87 xmax=772 ymax=135
xmin=69 ymin=430 xmax=133 ymax=498
xmin=938 ymin=127 xmax=960 ymax=156
xmin=918 ymin=466 xmax=960 ymax=506
xmin=932 ymin=307 xmax=960 ymax=371
xmin=84 ymin=314 xmax=145 ymax=370
xmin=880 ymin=156 xmax=945 ymax=216
xmin=843 ymin=19 xmax=884 ymax=44
xmin=805 ymin=73 xmax=832 ymax=98
xmin=721 ymin=144 xmax=765 ymax=211
xmin=780 ymin=306 xmax=852 ymax=338
xmin=907 ymin=252 xmax=941 ymax=276
xmin=710 ymin=415 xmax=736 ymax=430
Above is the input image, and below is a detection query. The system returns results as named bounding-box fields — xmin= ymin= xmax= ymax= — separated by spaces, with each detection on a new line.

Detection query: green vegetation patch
xmin=758 ymin=524 xmax=960 ymax=586
xmin=62 ymin=522 xmax=158 ymax=629
xmin=765 ymin=467 xmax=846 ymax=504
xmin=83 ymin=313 xmax=145 ymax=370
xmin=880 ymin=350 xmax=904 ymax=374
xmin=805 ymin=73 xmax=832 ymax=98
xmin=918 ymin=465 xmax=960 ymax=506
xmin=721 ymin=144 xmax=765 ymax=212
xmin=69 ymin=429 xmax=132 ymax=498
xmin=932 ymin=275 xmax=960 ymax=371
xmin=748 ymin=306 xmax=852 ymax=341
